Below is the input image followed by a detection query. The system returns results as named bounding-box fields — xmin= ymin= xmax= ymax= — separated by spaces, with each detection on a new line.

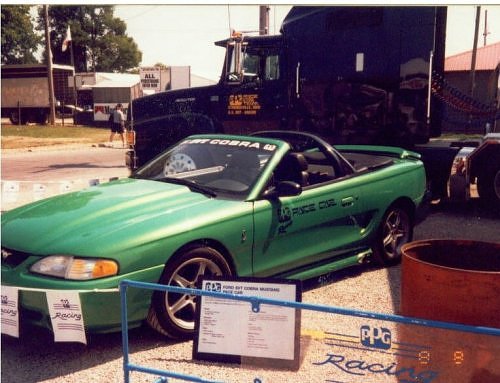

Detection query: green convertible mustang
xmin=1 ymin=131 xmax=427 ymax=339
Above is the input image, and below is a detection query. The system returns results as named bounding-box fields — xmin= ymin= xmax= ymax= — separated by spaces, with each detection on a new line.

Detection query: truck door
xmin=216 ymin=46 xmax=286 ymax=135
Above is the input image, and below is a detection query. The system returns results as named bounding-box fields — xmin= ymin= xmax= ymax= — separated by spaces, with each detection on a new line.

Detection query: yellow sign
xmin=228 ymin=94 xmax=261 ymax=115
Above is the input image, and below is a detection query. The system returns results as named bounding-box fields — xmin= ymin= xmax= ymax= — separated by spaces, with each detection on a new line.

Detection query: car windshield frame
xmin=132 ymin=136 xmax=285 ymax=200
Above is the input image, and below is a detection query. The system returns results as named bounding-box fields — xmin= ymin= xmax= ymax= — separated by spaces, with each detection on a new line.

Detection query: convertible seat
xmin=223 ymin=150 xmax=261 ymax=184
xmin=274 ymin=153 xmax=309 ymax=186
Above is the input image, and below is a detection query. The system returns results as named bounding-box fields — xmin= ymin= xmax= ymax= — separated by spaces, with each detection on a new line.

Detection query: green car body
xmin=1 ymin=131 xmax=427 ymax=338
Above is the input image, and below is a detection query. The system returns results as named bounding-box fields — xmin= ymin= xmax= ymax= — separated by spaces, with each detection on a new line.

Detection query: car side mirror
xmin=263 ymin=181 xmax=302 ymax=199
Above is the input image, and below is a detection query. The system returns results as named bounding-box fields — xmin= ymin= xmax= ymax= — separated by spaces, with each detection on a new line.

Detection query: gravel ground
xmin=2 ymin=201 xmax=499 ymax=383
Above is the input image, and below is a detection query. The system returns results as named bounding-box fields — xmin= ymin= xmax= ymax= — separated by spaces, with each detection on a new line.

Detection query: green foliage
xmin=37 ymin=5 xmax=142 ymax=72
xmin=1 ymin=5 xmax=42 ymax=64
xmin=154 ymin=63 xmax=169 ymax=69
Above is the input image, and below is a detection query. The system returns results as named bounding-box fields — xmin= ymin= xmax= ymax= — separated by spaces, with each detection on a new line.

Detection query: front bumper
xmin=1 ymin=265 xmax=164 ymax=334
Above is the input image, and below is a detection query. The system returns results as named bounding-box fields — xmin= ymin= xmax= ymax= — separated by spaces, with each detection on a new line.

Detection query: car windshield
xmin=133 ymin=137 xmax=279 ymax=197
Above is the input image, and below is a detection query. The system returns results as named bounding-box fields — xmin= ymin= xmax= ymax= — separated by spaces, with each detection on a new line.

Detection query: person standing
xmin=109 ymin=103 xmax=125 ymax=147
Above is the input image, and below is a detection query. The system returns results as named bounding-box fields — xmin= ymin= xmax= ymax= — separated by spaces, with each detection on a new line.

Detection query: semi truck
xmin=126 ymin=6 xmax=499 ymax=207
xmin=1 ymin=63 xmax=75 ymax=124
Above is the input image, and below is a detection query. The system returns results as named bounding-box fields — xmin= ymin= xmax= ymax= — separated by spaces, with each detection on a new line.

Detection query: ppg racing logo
xmin=360 ymin=325 xmax=391 ymax=350
xmin=204 ymin=281 xmax=221 ymax=292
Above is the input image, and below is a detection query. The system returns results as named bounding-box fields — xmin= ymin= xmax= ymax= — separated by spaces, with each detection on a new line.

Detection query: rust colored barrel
xmin=401 ymin=239 xmax=500 ymax=328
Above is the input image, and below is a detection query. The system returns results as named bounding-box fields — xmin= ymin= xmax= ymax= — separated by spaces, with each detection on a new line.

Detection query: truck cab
xmin=214 ymin=33 xmax=286 ymax=134
xmin=126 ymin=33 xmax=287 ymax=169
xmin=127 ymin=6 xmax=446 ymax=170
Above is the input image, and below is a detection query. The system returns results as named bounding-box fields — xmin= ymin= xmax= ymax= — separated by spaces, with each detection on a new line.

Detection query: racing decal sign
xmin=33 ymin=183 xmax=48 ymax=201
xmin=46 ymin=290 xmax=87 ymax=344
xmin=1 ymin=286 xmax=19 ymax=338
xmin=228 ymin=94 xmax=262 ymax=116
xmin=2 ymin=181 xmax=20 ymax=204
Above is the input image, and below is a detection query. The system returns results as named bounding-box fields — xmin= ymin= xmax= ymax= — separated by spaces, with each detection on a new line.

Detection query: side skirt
xmin=275 ymin=249 xmax=372 ymax=281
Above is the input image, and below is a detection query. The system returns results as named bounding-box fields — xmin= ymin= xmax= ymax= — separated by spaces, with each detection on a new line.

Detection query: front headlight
xmin=30 ymin=255 xmax=118 ymax=280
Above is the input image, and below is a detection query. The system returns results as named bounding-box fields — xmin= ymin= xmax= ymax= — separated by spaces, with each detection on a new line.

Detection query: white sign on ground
xmin=194 ymin=277 xmax=301 ymax=369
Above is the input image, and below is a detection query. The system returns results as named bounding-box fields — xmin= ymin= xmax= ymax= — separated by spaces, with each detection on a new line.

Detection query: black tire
xmin=35 ymin=111 xmax=48 ymax=125
xmin=448 ymin=173 xmax=467 ymax=202
xmin=9 ymin=111 xmax=20 ymax=125
xmin=148 ymin=246 xmax=232 ymax=339
xmin=477 ymin=167 xmax=500 ymax=208
xmin=372 ymin=204 xmax=413 ymax=266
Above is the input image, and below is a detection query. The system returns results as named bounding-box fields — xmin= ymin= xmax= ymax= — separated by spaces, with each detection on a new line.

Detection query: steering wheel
xmin=164 ymin=153 xmax=196 ymax=175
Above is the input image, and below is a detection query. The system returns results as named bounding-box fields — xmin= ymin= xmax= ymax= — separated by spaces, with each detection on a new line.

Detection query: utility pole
xmin=468 ymin=5 xmax=481 ymax=133
xmin=44 ymin=5 xmax=56 ymax=125
xmin=483 ymin=9 xmax=490 ymax=46
xmin=259 ymin=5 xmax=270 ymax=35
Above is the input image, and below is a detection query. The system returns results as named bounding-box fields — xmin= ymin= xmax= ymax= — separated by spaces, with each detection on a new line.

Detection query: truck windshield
xmin=227 ymin=45 xmax=280 ymax=83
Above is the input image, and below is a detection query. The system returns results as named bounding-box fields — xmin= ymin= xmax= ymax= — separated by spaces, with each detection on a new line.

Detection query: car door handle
xmin=341 ymin=196 xmax=355 ymax=207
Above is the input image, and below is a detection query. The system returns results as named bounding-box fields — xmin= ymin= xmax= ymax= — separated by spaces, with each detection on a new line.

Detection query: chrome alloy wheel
xmin=380 ymin=207 xmax=412 ymax=261
xmin=164 ymin=256 xmax=224 ymax=331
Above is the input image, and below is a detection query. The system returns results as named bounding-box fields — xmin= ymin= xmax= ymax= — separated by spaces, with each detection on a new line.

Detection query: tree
xmin=1 ymin=5 xmax=42 ymax=64
xmin=38 ymin=5 xmax=142 ymax=73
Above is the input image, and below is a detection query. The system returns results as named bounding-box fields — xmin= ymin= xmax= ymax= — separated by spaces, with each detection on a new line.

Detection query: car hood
xmin=1 ymin=178 xmax=237 ymax=256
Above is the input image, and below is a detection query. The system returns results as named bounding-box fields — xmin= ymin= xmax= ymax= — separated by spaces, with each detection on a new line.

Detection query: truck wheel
xmin=9 ymin=111 xmax=20 ymax=124
xmin=477 ymin=167 xmax=500 ymax=208
xmin=372 ymin=203 xmax=413 ymax=266
xmin=147 ymin=246 xmax=233 ymax=339
xmin=448 ymin=173 xmax=467 ymax=201
xmin=35 ymin=112 xmax=48 ymax=125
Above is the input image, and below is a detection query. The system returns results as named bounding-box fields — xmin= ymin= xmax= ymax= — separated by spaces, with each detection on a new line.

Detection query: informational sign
xmin=119 ymin=278 xmax=500 ymax=383
xmin=46 ymin=290 xmax=87 ymax=344
xmin=227 ymin=93 xmax=262 ymax=116
xmin=1 ymin=286 xmax=19 ymax=338
xmin=193 ymin=277 xmax=301 ymax=369
xmin=140 ymin=66 xmax=161 ymax=93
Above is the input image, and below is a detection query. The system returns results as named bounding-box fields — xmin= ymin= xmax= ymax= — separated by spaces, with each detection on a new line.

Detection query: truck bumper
xmin=125 ymin=150 xmax=137 ymax=171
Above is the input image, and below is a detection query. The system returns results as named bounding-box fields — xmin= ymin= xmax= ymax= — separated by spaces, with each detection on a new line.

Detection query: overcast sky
xmin=113 ymin=4 xmax=500 ymax=81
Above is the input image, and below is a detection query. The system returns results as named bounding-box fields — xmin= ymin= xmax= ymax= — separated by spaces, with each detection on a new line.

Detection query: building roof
xmin=92 ymin=73 xmax=140 ymax=88
xmin=191 ymin=74 xmax=217 ymax=87
xmin=76 ymin=71 xmax=215 ymax=89
xmin=76 ymin=72 xmax=140 ymax=89
xmin=445 ymin=41 xmax=500 ymax=71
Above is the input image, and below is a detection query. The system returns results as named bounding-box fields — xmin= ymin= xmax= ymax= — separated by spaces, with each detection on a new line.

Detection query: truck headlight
xmin=30 ymin=255 xmax=118 ymax=280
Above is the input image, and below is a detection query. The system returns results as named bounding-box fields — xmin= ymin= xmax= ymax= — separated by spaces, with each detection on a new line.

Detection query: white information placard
xmin=193 ymin=277 xmax=301 ymax=369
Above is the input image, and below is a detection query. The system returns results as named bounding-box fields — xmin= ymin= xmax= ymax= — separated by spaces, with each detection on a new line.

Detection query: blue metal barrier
xmin=120 ymin=279 xmax=500 ymax=383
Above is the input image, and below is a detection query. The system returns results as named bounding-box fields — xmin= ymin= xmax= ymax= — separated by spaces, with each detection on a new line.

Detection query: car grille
xmin=1 ymin=247 xmax=31 ymax=268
